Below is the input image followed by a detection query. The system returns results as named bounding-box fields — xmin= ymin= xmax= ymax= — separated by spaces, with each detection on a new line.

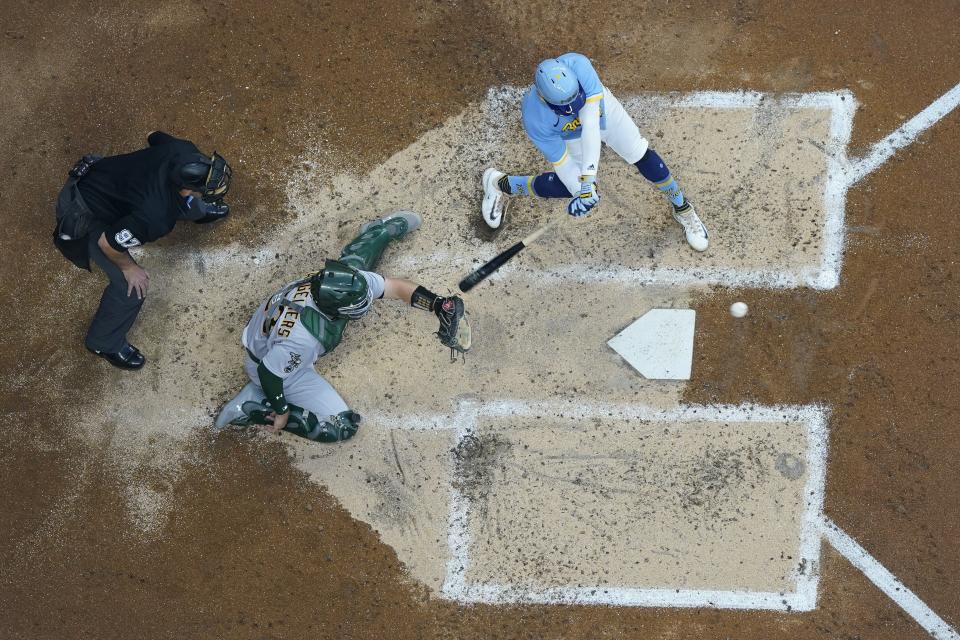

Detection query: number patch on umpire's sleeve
xmin=114 ymin=229 xmax=141 ymax=248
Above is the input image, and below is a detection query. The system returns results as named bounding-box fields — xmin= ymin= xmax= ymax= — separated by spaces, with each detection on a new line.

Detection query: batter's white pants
xmin=554 ymin=89 xmax=650 ymax=194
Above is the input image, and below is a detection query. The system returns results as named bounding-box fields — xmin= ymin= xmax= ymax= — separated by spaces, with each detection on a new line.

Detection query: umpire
xmin=53 ymin=131 xmax=232 ymax=370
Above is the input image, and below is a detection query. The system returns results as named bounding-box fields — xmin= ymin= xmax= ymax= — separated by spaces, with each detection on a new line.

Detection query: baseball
xmin=730 ymin=301 xmax=748 ymax=318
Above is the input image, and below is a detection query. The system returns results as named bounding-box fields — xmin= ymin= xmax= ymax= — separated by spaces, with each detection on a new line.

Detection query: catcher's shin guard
xmin=341 ymin=211 xmax=422 ymax=271
xmin=359 ymin=210 xmax=421 ymax=238
xmin=214 ymin=382 xmax=267 ymax=429
xmin=283 ymin=409 xmax=362 ymax=443
xmin=219 ymin=392 xmax=361 ymax=444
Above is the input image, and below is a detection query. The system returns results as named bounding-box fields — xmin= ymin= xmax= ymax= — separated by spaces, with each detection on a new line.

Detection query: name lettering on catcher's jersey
xmin=278 ymin=315 xmax=298 ymax=336
xmin=290 ymin=279 xmax=314 ymax=304
xmin=262 ymin=280 xmax=315 ymax=338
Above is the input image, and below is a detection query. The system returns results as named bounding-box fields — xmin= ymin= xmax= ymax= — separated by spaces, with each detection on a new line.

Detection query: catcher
xmin=215 ymin=211 xmax=470 ymax=442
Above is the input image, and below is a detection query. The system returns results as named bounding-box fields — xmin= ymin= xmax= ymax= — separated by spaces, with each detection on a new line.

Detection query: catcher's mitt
xmin=434 ymin=296 xmax=471 ymax=362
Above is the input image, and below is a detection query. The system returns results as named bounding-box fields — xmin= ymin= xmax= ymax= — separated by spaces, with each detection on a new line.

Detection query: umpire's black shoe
xmin=87 ymin=344 xmax=146 ymax=370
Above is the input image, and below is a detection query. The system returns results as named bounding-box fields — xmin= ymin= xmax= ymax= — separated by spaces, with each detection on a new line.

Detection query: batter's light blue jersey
xmin=521 ymin=52 xmax=606 ymax=164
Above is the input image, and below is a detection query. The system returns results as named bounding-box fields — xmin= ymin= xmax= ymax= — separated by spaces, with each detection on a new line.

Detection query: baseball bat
xmin=458 ymin=216 xmax=562 ymax=292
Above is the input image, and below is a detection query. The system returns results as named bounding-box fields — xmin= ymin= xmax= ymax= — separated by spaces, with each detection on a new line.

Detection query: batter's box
xmin=442 ymin=401 xmax=828 ymax=611
xmin=373 ymin=88 xmax=856 ymax=291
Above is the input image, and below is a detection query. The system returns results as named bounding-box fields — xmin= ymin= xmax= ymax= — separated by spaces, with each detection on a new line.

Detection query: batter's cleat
xmin=672 ymin=201 xmax=709 ymax=252
xmin=87 ymin=344 xmax=146 ymax=370
xmin=360 ymin=210 xmax=422 ymax=238
xmin=214 ymin=382 xmax=267 ymax=429
xmin=481 ymin=167 xmax=509 ymax=229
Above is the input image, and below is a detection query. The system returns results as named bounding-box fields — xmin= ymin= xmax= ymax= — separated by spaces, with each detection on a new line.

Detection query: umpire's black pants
xmin=84 ymin=233 xmax=144 ymax=354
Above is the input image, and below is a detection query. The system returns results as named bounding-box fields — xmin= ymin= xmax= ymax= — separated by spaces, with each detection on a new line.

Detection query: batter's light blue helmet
xmin=534 ymin=58 xmax=586 ymax=116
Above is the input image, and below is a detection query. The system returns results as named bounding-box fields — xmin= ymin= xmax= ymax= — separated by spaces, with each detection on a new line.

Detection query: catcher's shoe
xmin=214 ymin=382 xmax=267 ymax=429
xmin=672 ymin=201 xmax=709 ymax=252
xmin=360 ymin=210 xmax=422 ymax=238
xmin=481 ymin=168 xmax=509 ymax=229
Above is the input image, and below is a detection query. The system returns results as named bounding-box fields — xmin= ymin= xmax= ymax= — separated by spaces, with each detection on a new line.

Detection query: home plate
xmin=608 ymin=308 xmax=695 ymax=380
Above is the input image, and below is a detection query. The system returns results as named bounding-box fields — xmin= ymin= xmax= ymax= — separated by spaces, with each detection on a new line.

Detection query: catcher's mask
xmin=310 ymin=259 xmax=372 ymax=319
xmin=176 ymin=152 xmax=232 ymax=202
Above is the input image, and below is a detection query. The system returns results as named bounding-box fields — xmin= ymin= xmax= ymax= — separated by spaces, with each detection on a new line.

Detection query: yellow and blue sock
xmin=635 ymin=148 xmax=686 ymax=209
xmin=501 ymin=175 xmax=536 ymax=196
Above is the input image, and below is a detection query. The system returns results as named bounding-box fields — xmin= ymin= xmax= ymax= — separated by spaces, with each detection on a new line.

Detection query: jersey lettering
xmin=276 ymin=281 xmax=312 ymax=336
xmin=261 ymin=302 xmax=282 ymax=336
xmin=560 ymin=105 xmax=602 ymax=133
xmin=291 ymin=281 xmax=312 ymax=303
xmin=277 ymin=312 xmax=298 ymax=337
xmin=261 ymin=280 xmax=314 ymax=337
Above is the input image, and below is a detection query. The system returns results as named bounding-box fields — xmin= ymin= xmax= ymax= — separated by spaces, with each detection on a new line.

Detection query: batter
xmin=481 ymin=52 xmax=709 ymax=252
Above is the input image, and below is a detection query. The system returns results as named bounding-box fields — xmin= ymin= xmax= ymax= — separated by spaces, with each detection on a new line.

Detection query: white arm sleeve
xmin=578 ymin=100 xmax=602 ymax=180
xmin=554 ymin=155 xmax=582 ymax=196
xmin=359 ymin=270 xmax=386 ymax=299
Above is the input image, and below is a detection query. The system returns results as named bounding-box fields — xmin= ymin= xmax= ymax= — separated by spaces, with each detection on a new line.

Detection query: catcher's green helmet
xmin=310 ymin=259 xmax=372 ymax=319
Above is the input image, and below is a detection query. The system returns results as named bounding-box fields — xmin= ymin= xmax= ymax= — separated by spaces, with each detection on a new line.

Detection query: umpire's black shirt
xmin=78 ymin=131 xmax=199 ymax=252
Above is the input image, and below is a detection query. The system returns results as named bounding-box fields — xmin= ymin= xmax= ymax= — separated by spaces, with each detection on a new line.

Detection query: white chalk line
xmin=821 ymin=519 xmax=959 ymax=639
xmin=819 ymin=91 xmax=858 ymax=291
xmin=847 ymin=81 xmax=960 ymax=185
xmin=387 ymin=400 xmax=829 ymax=611
xmin=374 ymin=399 xmax=829 ymax=430
xmin=399 ymin=252 xmax=821 ymax=289
xmin=795 ymin=408 xmax=829 ymax=610
xmin=450 ymin=584 xmax=809 ymax=611
xmin=440 ymin=401 xmax=480 ymax=598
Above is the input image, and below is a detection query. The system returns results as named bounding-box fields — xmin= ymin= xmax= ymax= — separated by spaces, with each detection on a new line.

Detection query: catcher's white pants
xmin=555 ymin=90 xmax=650 ymax=193
xmin=244 ymin=355 xmax=349 ymax=419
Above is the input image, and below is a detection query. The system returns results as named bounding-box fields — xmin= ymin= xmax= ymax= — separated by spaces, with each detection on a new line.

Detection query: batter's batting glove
xmin=567 ymin=176 xmax=599 ymax=217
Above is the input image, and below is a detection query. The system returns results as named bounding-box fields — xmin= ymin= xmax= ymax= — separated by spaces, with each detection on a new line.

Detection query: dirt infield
xmin=2 ymin=1 xmax=958 ymax=639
